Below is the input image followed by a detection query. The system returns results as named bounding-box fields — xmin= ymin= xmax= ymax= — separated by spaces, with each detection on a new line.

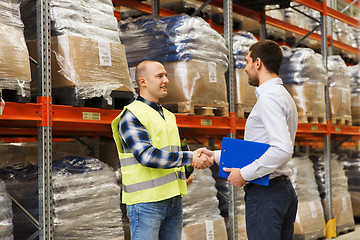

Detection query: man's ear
xmin=139 ymin=77 xmax=146 ymax=87
xmin=255 ymin=58 xmax=261 ymax=70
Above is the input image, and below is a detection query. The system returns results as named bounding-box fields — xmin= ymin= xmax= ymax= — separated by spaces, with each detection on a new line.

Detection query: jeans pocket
xmin=126 ymin=205 xmax=133 ymax=218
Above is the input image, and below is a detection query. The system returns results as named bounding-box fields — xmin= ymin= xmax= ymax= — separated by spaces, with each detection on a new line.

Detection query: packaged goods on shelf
xmin=0 ymin=0 xmax=31 ymax=100
xmin=288 ymin=156 xmax=326 ymax=239
xmin=348 ymin=64 xmax=360 ymax=125
xmin=0 ymin=179 xmax=13 ymax=240
xmin=0 ymin=163 xmax=38 ymax=239
xmin=340 ymin=152 xmax=360 ymax=217
xmin=161 ymin=60 xmax=228 ymax=116
xmin=280 ymin=47 xmax=327 ymax=124
xmin=328 ymin=56 xmax=352 ymax=125
xmin=53 ymin=156 xmax=124 ymax=240
xmin=21 ymin=0 xmax=120 ymax=42
xmin=182 ymin=169 xmax=228 ymax=240
xmin=233 ymin=32 xmax=257 ymax=117
xmin=119 ymin=14 xmax=228 ymax=69
xmin=310 ymin=154 xmax=355 ymax=233
xmin=27 ymin=36 xmax=133 ymax=105
xmin=160 ymin=0 xmax=212 ymax=18
xmin=264 ymin=5 xmax=286 ymax=41
xmin=120 ymin=15 xmax=228 ymax=115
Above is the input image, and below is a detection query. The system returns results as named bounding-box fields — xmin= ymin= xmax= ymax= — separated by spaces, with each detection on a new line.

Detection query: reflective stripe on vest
xmin=123 ymin=171 xmax=186 ymax=193
xmin=120 ymin=145 xmax=181 ymax=167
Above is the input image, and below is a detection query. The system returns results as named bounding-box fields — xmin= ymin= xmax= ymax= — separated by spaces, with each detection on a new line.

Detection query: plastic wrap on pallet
xmin=0 ymin=163 xmax=38 ymax=240
xmin=288 ymin=156 xmax=326 ymax=238
xmin=53 ymin=156 xmax=124 ymax=240
xmin=333 ymin=20 xmax=353 ymax=47
xmin=348 ymin=64 xmax=360 ymax=124
xmin=27 ymin=35 xmax=134 ymax=105
xmin=160 ymin=60 xmax=228 ymax=115
xmin=119 ymin=14 xmax=228 ymax=68
xmin=0 ymin=0 xmax=31 ymax=88
xmin=0 ymin=179 xmax=13 ymax=240
xmin=350 ymin=27 xmax=360 ymax=49
xmin=309 ymin=154 xmax=355 ymax=231
xmin=182 ymin=169 xmax=227 ymax=239
xmin=233 ymin=32 xmax=257 ymax=69
xmin=280 ymin=47 xmax=327 ymax=84
xmin=341 ymin=152 xmax=360 ymax=217
xmin=328 ymin=56 xmax=352 ymax=122
xmin=21 ymin=0 xmax=120 ymax=42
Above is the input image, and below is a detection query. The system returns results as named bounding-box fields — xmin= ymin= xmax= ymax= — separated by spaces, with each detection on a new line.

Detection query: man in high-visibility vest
xmin=112 ymin=60 xmax=214 ymax=240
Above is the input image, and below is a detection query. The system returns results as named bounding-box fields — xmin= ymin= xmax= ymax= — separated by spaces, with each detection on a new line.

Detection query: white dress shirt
xmin=215 ymin=78 xmax=298 ymax=181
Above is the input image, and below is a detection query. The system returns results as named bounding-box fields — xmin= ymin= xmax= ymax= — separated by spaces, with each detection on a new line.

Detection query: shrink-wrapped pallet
xmin=348 ymin=64 xmax=360 ymax=125
xmin=341 ymin=152 xmax=360 ymax=217
xmin=182 ymin=168 xmax=227 ymax=240
xmin=27 ymin=36 xmax=133 ymax=105
xmin=53 ymin=156 xmax=124 ymax=240
xmin=288 ymin=156 xmax=326 ymax=239
xmin=22 ymin=0 xmax=134 ymax=105
xmin=236 ymin=187 xmax=247 ymax=240
xmin=119 ymin=15 xmax=228 ymax=69
xmin=328 ymin=56 xmax=352 ymax=125
xmin=160 ymin=60 xmax=228 ymax=116
xmin=120 ymin=15 xmax=228 ymax=115
xmin=310 ymin=154 xmax=355 ymax=234
xmin=0 ymin=0 xmax=31 ymax=100
xmin=0 ymin=179 xmax=13 ymax=240
xmin=280 ymin=47 xmax=327 ymax=124
xmin=0 ymin=163 xmax=38 ymax=239
xmin=233 ymin=32 xmax=258 ymax=118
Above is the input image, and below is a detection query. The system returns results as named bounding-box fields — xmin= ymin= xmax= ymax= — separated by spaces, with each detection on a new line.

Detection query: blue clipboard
xmin=219 ymin=137 xmax=270 ymax=186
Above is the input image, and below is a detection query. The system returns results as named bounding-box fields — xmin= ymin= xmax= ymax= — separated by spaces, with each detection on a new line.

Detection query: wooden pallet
xmin=298 ymin=113 xmax=326 ymax=124
xmin=235 ymin=104 xmax=253 ymax=119
xmin=336 ymin=223 xmax=355 ymax=236
xmin=330 ymin=116 xmax=352 ymax=126
xmin=0 ymin=80 xmax=31 ymax=103
xmin=164 ymin=102 xmax=229 ymax=117
xmin=50 ymin=87 xmax=134 ymax=109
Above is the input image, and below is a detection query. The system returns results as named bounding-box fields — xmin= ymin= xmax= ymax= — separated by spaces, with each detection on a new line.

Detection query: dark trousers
xmin=244 ymin=179 xmax=298 ymax=240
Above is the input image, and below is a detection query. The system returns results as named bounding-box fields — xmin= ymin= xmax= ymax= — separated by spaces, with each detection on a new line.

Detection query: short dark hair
xmin=249 ymin=40 xmax=283 ymax=75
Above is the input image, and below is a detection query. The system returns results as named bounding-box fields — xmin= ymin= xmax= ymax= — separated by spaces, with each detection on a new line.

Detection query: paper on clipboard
xmin=219 ymin=137 xmax=270 ymax=186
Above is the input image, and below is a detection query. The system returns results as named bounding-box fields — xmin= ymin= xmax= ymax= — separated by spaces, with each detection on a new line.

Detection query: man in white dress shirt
xmin=200 ymin=40 xmax=298 ymax=240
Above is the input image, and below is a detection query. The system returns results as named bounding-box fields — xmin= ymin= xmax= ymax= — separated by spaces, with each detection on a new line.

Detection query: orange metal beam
xmin=344 ymin=0 xmax=360 ymax=8
xmin=294 ymin=0 xmax=360 ymax=28
xmin=112 ymin=0 xmax=177 ymax=16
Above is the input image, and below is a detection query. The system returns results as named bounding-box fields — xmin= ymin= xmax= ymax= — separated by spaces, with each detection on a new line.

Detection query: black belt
xmin=245 ymin=175 xmax=290 ymax=189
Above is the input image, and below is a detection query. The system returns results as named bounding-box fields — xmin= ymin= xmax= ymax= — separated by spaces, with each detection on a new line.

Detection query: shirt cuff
xmin=214 ymin=150 xmax=221 ymax=164
xmin=182 ymin=151 xmax=193 ymax=166
xmin=240 ymin=163 xmax=257 ymax=182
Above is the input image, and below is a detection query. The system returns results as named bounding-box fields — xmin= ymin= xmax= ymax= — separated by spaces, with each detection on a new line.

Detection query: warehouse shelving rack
xmin=0 ymin=0 xmax=359 ymax=239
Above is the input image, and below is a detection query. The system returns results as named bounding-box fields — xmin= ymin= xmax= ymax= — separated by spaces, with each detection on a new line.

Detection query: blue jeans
xmin=244 ymin=180 xmax=298 ymax=240
xmin=126 ymin=195 xmax=183 ymax=240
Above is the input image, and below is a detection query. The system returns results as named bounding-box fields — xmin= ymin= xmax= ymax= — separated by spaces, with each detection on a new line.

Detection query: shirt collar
xmin=136 ymin=95 xmax=164 ymax=115
xmin=255 ymin=77 xmax=283 ymax=98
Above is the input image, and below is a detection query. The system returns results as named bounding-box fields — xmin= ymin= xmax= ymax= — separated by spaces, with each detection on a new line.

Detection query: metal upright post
xmin=260 ymin=11 xmax=267 ymax=40
xmin=37 ymin=0 xmax=53 ymax=239
xmin=320 ymin=0 xmax=336 ymax=238
xmin=151 ymin=0 xmax=160 ymax=17
xmin=223 ymin=0 xmax=238 ymax=239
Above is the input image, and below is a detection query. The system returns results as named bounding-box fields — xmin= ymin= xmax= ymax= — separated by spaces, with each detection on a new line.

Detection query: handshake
xmin=191 ymin=148 xmax=215 ymax=170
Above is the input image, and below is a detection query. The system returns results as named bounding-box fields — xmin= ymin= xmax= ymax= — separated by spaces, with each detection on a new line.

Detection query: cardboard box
xmin=238 ymin=214 xmax=248 ymax=240
xmin=27 ymin=35 xmax=133 ymax=92
xmin=350 ymin=191 xmax=360 ymax=217
xmin=294 ymin=200 xmax=326 ymax=238
xmin=161 ymin=60 xmax=228 ymax=109
xmin=351 ymin=95 xmax=360 ymax=124
xmin=0 ymin=23 xmax=31 ymax=82
xmin=285 ymin=82 xmax=326 ymax=116
xmin=329 ymin=86 xmax=352 ymax=119
xmin=332 ymin=194 xmax=355 ymax=228
xmin=182 ymin=218 xmax=228 ymax=240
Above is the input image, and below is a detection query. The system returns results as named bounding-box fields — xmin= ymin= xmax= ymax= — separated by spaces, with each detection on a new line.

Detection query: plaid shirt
xmin=118 ymin=95 xmax=193 ymax=169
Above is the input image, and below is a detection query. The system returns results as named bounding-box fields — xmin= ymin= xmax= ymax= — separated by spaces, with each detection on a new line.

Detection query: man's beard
xmin=248 ymin=75 xmax=259 ymax=87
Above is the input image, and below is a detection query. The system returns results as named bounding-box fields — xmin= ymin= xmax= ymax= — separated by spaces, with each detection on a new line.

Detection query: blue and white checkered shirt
xmin=118 ymin=95 xmax=193 ymax=169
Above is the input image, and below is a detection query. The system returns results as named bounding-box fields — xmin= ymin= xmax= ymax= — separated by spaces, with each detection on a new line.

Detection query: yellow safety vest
xmin=111 ymin=100 xmax=187 ymax=205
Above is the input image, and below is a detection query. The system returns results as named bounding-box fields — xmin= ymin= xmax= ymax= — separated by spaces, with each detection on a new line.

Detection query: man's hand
xmin=192 ymin=148 xmax=214 ymax=169
xmin=223 ymin=167 xmax=246 ymax=187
